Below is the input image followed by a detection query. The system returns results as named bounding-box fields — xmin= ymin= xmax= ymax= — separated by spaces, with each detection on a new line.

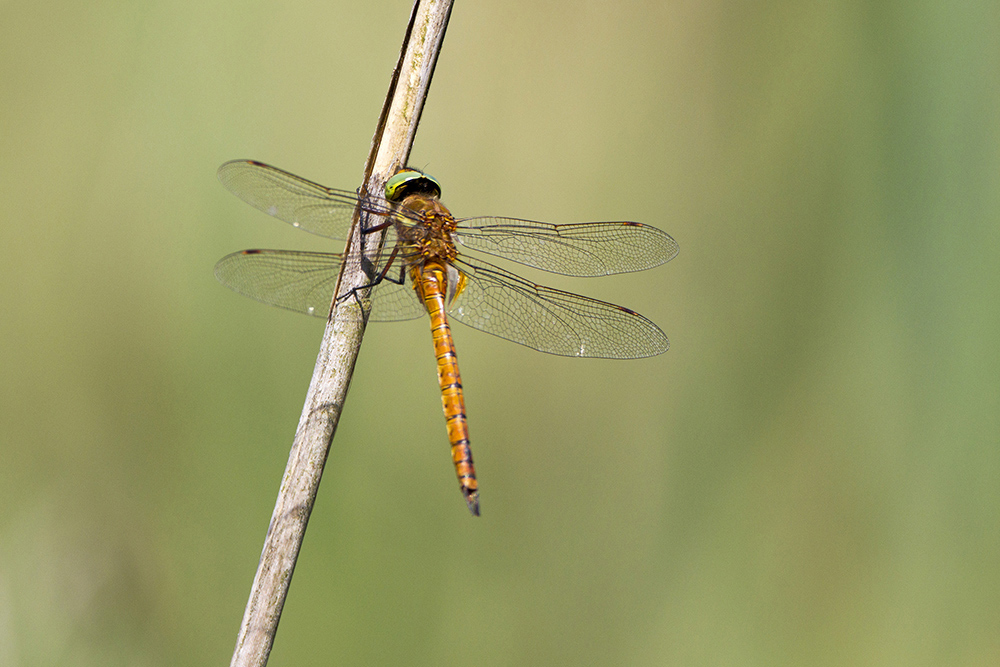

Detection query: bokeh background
xmin=2 ymin=1 xmax=998 ymax=665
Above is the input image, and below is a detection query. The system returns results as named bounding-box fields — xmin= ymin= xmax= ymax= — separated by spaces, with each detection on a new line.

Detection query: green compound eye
xmin=385 ymin=169 xmax=442 ymax=202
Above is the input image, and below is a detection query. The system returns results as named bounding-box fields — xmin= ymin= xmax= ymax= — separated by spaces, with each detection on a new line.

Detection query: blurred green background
xmin=2 ymin=1 xmax=998 ymax=665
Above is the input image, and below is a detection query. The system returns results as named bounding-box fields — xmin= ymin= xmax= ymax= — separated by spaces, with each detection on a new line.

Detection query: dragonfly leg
xmin=332 ymin=246 xmax=405 ymax=313
xmin=360 ymin=218 xmax=394 ymax=235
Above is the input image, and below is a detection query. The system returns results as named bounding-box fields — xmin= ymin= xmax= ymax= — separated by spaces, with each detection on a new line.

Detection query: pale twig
xmin=228 ymin=2 xmax=454 ymax=665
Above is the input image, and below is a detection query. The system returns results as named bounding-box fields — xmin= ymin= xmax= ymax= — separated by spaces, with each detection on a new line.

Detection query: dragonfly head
xmin=385 ymin=169 xmax=442 ymax=202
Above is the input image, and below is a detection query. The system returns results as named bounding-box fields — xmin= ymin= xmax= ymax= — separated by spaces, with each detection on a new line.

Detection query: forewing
xmin=214 ymin=249 xmax=425 ymax=322
xmin=454 ymin=216 xmax=679 ymax=277
xmin=448 ymin=258 xmax=669 ymax=358
xmin=218 ymin=160 xmax=399 ymax=239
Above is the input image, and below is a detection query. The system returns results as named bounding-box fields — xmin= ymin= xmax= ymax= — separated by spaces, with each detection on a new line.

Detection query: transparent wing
xmin=218 ymin=160 xmax=404 ymax=240
xmin=214 ymin=249 xmax=426 ymax=322
xmin=454 ymin=216 xmax=679 ymax=277
xmin=448 ymin=258 xmax=669 ymax=359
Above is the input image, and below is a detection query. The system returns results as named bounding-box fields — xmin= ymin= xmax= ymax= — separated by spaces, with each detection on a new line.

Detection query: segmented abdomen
xmin=413 ymin=261 xmax=479 ymax=516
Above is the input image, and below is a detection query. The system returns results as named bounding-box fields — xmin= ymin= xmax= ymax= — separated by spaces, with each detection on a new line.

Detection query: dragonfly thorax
xmin=395 ymin=194 xmax=459 ymax=264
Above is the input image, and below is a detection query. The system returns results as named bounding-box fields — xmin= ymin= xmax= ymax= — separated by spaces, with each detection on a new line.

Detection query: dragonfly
xmin=215 ymin=160 xmax=678 ymax=516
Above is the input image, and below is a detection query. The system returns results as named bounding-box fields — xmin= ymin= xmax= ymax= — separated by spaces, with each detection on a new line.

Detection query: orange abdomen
xmin=413 ymin=261 xmax=479 ymax=516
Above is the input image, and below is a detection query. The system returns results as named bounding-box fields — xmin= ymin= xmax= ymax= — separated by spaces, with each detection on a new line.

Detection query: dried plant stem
xmin=229 ymin=2 xmax=453 ymax=665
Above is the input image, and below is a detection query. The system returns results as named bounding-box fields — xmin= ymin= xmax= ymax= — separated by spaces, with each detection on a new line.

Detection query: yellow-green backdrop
xmin=2 ymin=1 xmax=998 ymax=665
